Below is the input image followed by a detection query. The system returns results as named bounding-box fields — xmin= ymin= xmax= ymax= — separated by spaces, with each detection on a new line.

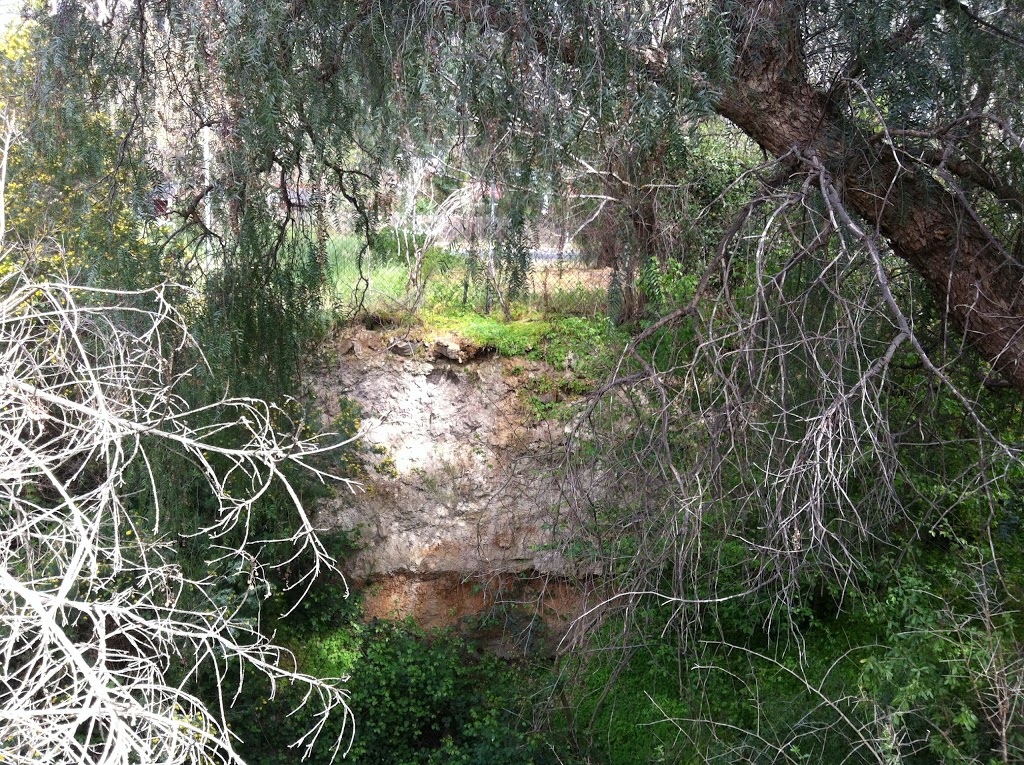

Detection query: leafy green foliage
xmin=1 ymin=24 xmax=162 ymax=288
xmin=554 ymin=542 xmax=1024 ymax=765
xmin=557 ymin=637 xmax=692 ymax=764
xmin=15 ymin=2 xmax=1024 ymax=763
xmin=851 ymin=552 xmax=1024 ymax=764
xmin=498 ymin=200 xmax=534 ymax=303
xmin=228 ymin=618 xmax=552 ymax=765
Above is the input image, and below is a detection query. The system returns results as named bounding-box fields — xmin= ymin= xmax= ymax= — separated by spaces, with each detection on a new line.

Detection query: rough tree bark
xmin=440 ymin=0 xmax=1024 ymax=387
xmin=716 ymin=0 xmax=1024 ymax=391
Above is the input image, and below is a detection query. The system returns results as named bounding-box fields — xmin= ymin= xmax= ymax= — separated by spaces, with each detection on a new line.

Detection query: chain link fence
xmin=318 ymin=192 xmax=614 ymax=322
xmin=323 ymin=229 xmax=612 ymax=322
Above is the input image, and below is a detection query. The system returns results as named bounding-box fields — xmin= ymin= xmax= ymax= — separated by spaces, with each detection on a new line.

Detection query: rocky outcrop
xmin=313 ymin=328 xmax=584 ymax=648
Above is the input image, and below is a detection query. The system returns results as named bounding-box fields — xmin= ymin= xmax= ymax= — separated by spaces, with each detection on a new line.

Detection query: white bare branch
xmin=0 ymin=262 xmax=359 ymax=764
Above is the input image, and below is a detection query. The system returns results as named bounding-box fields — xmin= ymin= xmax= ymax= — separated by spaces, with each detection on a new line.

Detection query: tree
xmin=714 ymin=0 xmax=1024 ymax=389
xmin=0 ymin=127 xmax=358 ymax=761
xmin=29 ymin=0 xmax=1023 ymax=377
xmin=16 ymin=0 xmax=1024 ymax=760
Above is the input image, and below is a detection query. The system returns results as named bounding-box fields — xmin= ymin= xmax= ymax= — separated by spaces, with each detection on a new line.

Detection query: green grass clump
xmin=422 ymin=307 xmax=623 ymax=369
xmin=326 ymin=232 xmax=467 ymax=318
xmin=555 ymin=638 xmax=691 ymax=764
xmin=423 ymin=310 xmax=551 ymax=357
xmin=327 ymin=236 xmax=410 ymax=310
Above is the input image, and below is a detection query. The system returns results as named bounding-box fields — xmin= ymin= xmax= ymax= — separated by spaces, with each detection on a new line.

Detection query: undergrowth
xmin=226 ymin=593 xmax=558 ymax=765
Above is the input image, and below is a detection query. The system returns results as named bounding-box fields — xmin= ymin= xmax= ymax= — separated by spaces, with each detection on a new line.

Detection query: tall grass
xmin=325 ymin=234 xmax=411 ymax=315
xmin=323 ymin=231 xmax=610 ymax=322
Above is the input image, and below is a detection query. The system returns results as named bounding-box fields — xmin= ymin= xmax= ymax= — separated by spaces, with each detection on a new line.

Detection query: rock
xmin=403 ymin=360 xmax=433 ymax=376
xmin=434 ymin=339 xmax=463 ymax=362
xmin=493 ymin=528 xmax=514 ymax=550
xmin=351 ymin=327 xmax=380 ymax=350
xmin=311 ymin=327 xmax=591 ymax=647
xmin=338 ymin=338 xmax=355 ymax=355
xmin=314 ymin=332 xmax=571 ymax=587
xmin=428 ymin=366 xmax=462 ymax=384
xmin=389 ymin=339 xmax=416 ymax=357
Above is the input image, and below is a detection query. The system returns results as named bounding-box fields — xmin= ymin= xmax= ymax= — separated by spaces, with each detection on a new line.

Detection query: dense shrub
xmin=228 ymin=618 xmax=552 ymax=765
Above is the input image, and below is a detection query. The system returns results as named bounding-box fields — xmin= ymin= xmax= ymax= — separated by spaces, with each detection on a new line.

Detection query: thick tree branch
xmin=917 ymin=150 xmax=1024 ymax=208
xmin=715 ymin=0 xmax=1024 ymax=393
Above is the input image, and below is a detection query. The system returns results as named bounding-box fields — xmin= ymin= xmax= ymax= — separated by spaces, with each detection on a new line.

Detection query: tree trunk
xmin=715 ymin=0 xmax=1024 ymax=391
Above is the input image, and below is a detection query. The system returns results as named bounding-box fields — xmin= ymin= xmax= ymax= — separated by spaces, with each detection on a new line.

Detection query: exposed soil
xmin=313 ymin=326 xmax=592 ymax=649
xmin=359 ymin=570 xmax=596 ymax=656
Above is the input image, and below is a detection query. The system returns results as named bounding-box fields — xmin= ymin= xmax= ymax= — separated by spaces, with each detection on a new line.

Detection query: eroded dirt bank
xmin=314 ymin=326 xmax=591 ymax=650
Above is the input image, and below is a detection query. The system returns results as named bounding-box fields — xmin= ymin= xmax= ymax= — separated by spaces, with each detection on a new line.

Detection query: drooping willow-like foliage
xmin=0 ymin=261 xmax=359 ymax=764
xmin=18 ymin=3 xmax=1024 ymax=759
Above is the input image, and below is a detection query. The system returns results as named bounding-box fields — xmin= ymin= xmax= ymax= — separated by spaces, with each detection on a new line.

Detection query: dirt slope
xmin=313 ymin=326 xmax=590 ymax=648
